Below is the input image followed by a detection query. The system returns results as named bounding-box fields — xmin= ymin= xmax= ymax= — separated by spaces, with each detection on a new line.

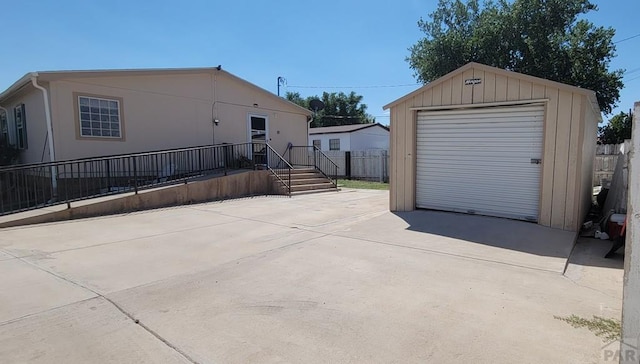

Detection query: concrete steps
xmin=272 ymin=168 xmax=337 ymax=195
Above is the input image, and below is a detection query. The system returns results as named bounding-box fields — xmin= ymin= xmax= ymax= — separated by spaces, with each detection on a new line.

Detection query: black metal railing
xmin=286 ymin=146 xmax=338 ymax=187
xmin=0 ymin=142 xmax=292 ymax=216
xmin=262 ymin=144 xmax=293 ymax=195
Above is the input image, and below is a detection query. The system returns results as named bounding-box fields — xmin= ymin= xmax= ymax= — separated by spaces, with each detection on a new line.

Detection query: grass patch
xmin=338 ymin=179 xmax=389 ymax=190
xmin=554 ymin=315 xmax=621 ymax=342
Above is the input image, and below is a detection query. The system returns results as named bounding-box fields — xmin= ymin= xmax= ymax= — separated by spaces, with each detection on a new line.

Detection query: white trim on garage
xmin=416 ymin=104 xmax=545 ymax=221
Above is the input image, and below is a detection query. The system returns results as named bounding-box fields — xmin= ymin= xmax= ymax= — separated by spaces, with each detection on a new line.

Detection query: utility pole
xmin=277 ymin=76 xmax=286 ymax=97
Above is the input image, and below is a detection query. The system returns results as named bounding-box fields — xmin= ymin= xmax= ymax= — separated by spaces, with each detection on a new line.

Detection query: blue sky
xmin=1 ymin=0 xmax=638 ymax=125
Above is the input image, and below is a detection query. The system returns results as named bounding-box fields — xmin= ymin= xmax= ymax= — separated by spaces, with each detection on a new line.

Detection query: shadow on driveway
xmin=393 ymin=209 xmax=577 ymax=261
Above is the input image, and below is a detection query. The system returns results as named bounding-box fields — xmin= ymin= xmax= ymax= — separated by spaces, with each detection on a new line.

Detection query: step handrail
xmin=311 ymin=146 xmax=338 ymax=187
xmin=312 ymin=146 xmax=338 ymax=168
xmin=263 ymin=143 xmax=293 ymax=195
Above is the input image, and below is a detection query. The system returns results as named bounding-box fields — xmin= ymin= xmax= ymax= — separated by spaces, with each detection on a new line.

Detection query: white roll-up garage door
xmin=416 ymin=104 xmax=544 ymax=221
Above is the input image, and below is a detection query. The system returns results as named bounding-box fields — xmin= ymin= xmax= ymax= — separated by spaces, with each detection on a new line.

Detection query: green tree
xmin=407 ymin=0 xmax=624 ymax=114
xmin=598 ymin=111 xmax=633 ymax=144
xmin=286 ymin=91 xmax=375 ymax=128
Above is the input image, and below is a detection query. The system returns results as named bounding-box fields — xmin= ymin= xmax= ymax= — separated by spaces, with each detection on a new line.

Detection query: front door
xmin=248 ymin=114 xmax=268 ymax=165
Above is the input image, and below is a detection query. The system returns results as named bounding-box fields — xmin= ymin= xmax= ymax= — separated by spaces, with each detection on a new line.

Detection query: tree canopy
xmin=598 ymin=111 xmax=633 ymax=144
xmin=407 ymin=0 xmax=624 ymax=114
xmin=286 ymin=91 xmax=375 ymax=128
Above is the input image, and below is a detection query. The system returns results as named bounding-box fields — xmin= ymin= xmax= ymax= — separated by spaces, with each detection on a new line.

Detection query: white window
xmin=329 ymin=138 xmax=340 ymax=151
xmin=14 ymin=104 xmax=27 ymax=149
xmin=78 ymin=96 xmax=122 ymax=138
xmin=312 ymin=139 xmax=321 ymax=149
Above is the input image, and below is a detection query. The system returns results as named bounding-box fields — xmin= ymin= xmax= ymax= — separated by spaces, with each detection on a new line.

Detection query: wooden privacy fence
xmin=594 ymin=143 xmax=624 ymax=187
xmin=323 ymin=150 xmax=389 ymax=182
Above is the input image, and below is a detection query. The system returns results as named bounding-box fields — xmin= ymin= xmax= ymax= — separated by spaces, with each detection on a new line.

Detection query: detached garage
xmin=384 ymin=62 xmax=601 ymax=232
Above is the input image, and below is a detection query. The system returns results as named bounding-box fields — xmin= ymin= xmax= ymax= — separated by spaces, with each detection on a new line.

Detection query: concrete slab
xmin=333 ymin=209 xmax=577 ymax=273
xmin=0 ymin=190 xmax=623 ymax=363
xmin=195 ymin=189 xmax=388 ymax=230
xmin=564 ymin=238 xmax=625 ymax=302
xmin=109 ymin=235 xmax=615 ymax=364
xmin=0 ymin=297 xmax=190 ymax=364
xmin=0 ymin=207 xmax=241 ymax=258
xmin=23 ymin=219 xmax=325 ymax=294
xmin=0 ymin=259 xmax=95 ymax=323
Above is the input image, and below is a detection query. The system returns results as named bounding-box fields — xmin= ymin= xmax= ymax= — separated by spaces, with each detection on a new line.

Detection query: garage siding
xmin=387 ymin=63 xmax=600 ymax=232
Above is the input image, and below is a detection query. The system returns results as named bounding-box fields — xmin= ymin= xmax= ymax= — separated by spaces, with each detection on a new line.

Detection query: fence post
xmin=345 ymin=151 xmax=351 ymax=180
xmin=384 ymin=150 xmax=388 ymax=182
xmin=105 ymin=159 xmax=111 ymax=191
xmin=378 ymin=150 xmax=384 ymax=182
xmin=223 ymin=145 xmax=229 ymax=176
xmin=132 ymin=156 xmax=138 ymax=194
xmin=313 ymin=147 xmax=317 ymax=169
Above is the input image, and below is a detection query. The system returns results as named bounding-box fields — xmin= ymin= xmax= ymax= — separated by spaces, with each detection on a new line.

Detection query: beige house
xmin=384 ymin=62 xmax=601 ymax=232
xmin=0 ymin=67 xmax=312 ymax=164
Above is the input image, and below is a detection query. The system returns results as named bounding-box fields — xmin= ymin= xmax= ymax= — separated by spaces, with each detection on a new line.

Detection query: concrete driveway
xmin=0 ymin=189 xmax=623 ymax=363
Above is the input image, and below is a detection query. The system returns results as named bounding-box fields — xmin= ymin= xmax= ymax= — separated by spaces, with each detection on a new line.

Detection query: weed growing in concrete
xmin=554 ymin=315 xmax=621 ymax=342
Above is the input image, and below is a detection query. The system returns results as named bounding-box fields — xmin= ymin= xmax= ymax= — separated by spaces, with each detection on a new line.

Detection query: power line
xmin=614 ymin=33 xmax=640 ymax=44
xmin=287 ymin=83 xmax=421 ymax=89
xmin=625 ymin=74 xmax=640 ymax=82
xmin=625 ymin=67 xmax=640 ymax=76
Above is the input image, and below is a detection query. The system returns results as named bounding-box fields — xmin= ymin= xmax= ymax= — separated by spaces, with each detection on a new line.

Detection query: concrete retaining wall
xmin=621 ymin=103 xmax=640 ymax=363
xmin=0 ymin=170 xmax=280 ymax=228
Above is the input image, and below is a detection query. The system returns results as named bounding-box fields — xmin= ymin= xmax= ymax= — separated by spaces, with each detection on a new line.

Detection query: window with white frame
xmin=14 ymin=104 xmax=27 ymax=149
xmin=0 ymin=112 xmax=8 ymax=145
xmin=329 ymin=138 xmax=340 ymax=151
xmin=312 ymin=139 xmax=321 ymax=149
xmin=78 ymin=96 xmax=122 ymax=138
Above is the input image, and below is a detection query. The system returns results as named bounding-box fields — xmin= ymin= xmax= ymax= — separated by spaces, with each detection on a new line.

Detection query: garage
xmin=384 ymin=62 xmax=602 ymax=232
xmin=416 ymin=104 xmax=544 ymax=221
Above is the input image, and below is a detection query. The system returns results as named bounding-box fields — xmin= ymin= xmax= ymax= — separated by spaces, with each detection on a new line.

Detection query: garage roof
xmin=383 ymin=62 xmax=599 ymax=112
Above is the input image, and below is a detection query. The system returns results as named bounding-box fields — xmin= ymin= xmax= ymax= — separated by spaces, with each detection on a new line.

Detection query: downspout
xmin=307 ymin=114 xmax=313 ymax=147
xmin=31 ymin=76 xmax=57 ymax=197
xmin=211 ymin=71 xmax=218 ymax=145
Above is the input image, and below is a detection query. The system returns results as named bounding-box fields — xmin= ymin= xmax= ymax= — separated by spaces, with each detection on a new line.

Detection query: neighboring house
xmin=384 ymin=62 xmax=601 ymax=232
xmin=308 ymin=123 xmax=389 ymax=151
xmin=0 ymin=67 xmax=312 ymax=164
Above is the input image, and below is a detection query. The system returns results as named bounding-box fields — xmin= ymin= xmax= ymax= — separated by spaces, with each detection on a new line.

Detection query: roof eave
xmin=219 ymin=70 xmax=313 ymax=117
xmin=383 ymin=62 xmax=599 ymax=110
xmin=36 ymin=67 xmax=312 ymax=118
xmin=0 ymin=72 xmax=38 ymax=103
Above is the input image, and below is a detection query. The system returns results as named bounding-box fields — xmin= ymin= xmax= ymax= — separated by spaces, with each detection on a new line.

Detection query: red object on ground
xmin=608 ymin=215 xmax=627 ymax=240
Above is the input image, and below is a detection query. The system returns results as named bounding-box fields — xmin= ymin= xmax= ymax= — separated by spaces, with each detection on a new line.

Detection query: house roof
xmin=0 ymin=67 xmax=313 ymax=117
xmin=309 ymin=123 xmax=389 ymax=135
xmin=383 ymin=62 xmax=600 ymax=113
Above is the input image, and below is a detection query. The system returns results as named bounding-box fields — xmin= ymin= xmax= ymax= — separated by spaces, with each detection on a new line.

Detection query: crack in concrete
xmin=561 ymin=274 xmax=622 ymax=301
xmin=193 ymin=208 xmax=566 ymax=275
xmin=1 ymin=250 xmax=200 ymax=364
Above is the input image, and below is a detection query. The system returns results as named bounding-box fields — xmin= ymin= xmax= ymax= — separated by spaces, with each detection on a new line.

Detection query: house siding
xmin=308 ymin=133 xmax=350 ymax=152
xmin=1 ymin=86 xmax=49 ymax=164
xmin=309 ymin=125 xmax=389 ymax=152
xmin=386 ymin=63 xmax=600 ymax=231
xmin=350 ymin=126 xmax=389 ymax=150
xmin=48 ymin=71 xmax=308 ymax=160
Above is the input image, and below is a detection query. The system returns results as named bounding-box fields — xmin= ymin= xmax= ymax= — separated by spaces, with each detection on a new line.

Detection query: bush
xmin=0 ymin=141 xmax=19 ymax=166
xmin=598 ymin=111 xmax=633 ymax=144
